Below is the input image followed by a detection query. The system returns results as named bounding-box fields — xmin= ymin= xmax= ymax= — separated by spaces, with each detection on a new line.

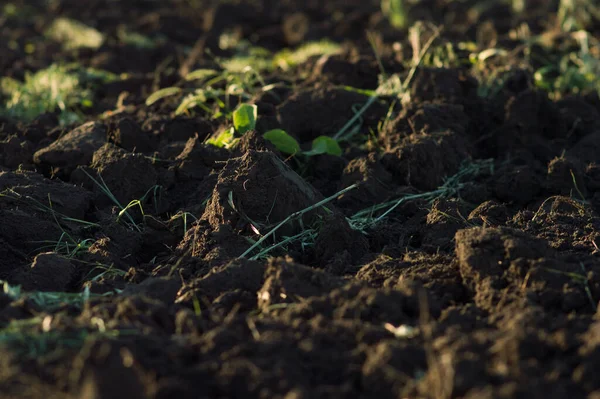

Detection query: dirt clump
xmin=88 ymin=143 xmax=160 ymax=209
xmin=24 ymin=252 xmax=76 ymax=292
xmin=257 ymin=256 xmax=346 ymax=311
xmin=381 ymin=130 xmax=471 ymax=191
xmin=33 ymin=121 xmax=107 ymax=176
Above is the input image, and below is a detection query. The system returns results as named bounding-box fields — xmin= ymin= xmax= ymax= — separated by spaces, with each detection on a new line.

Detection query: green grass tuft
xmin=0 ymin=64 xmax=92 ymax=124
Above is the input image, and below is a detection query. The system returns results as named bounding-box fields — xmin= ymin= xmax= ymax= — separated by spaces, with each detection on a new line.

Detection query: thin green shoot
xmin=366 ymin=31 xmax=387 ymax=79
xmin=0 ymin=188 xmax=99 ymax=228
xmin=81 ymin=263 xmax=127 ymax=283
xmin=250 ymin=229 xmax=318 ymax=261
xmin=170 ymin=211 xmax=198 ymax=236
xmin=570 ymin=169 xmax=587 ymax=202
xmin=238 ymin=183 xmax=359 ymax=259
xmin=332 ymin=26 xmax=441 ymax=141
xmin=350 ymin=159 xmax=494 ymax=231
xmin=28 ymin=195 xmax=96 ymax=257
xmin=31 ymin=235 xmax=94 ymax=258
xmin=80 ymin=169 xmax=141 ymax=231
xmin=542 ymin=264 xmax=596 ymax=310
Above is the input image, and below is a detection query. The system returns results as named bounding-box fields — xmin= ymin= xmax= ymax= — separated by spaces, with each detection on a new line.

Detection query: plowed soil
xmin=2 ymin=1 xmax=600 ymax=398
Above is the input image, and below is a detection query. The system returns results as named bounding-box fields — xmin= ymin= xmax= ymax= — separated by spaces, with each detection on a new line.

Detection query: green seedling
xmin=422 ymin=42 xmax=463 ymax=68
xmin=145 ymin=87 xmax=182 ymax=106
xmin=531 ymin=31 xmax=600 ymax=98
xmin=264 ymin=129 xmax=342 ymax=157
xmin=570 ymin=169 xmax=587 ymax=202
xmin=263 ymin=129 xmax=300 ymax=155
xmin=146 ymin=68 xmax=259 ymax=119
xmin=232 ymin=103 xmax=257 ymax=134
xmin=206 ymin=103 xmax=257 ymax=148
xmin=82 ymin=170 xmax=164 ymax=232
xmin=117 ymin=184 xmax=164 ymax=224
xmin=169 ymin=211 xmax=198 ymax=236
xmin=81 ymin=169 xmax=140 ymax=231
xmin=381 ymin=0 xmax=407 ymax=29
xmin=207 ymin=102 xmax=343 ymax=156
xmin=218 ymin=37 xmax=341 ymax=73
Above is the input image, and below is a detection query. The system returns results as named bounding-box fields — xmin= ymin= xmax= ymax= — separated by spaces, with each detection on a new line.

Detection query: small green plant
xmin=0 ymin=188 xmax=100 ymax=258
xmin=273 ymin=40 xmax=342 ymax=71
xmin=2 ymin=280 xmax=114 ymax=311
xmin=232 ymin=103 xmax=257 ymax=135
xmin=32 ymin=235 xmax=95 ymax=258
xmin=263 ymin=129 xmax=300 ymax=155
xmin=327 ymin=24 xmax=441 ymax=147
xmin=169 ymin=211 xmax=198 ymax=236
xmin=381 ymin=0 xmax=407 ymax=29
xmin=45 ymin=17 xmax=104 ymax=50
xmin=145 ymin=68 xmax=265 ymax=120
xmin=217 ymin=38 xmax=341 ymax=73
xmin=0 ymin=64 xmax=115 ymax=124
xmin=116 ymin=26 xmax=159 ymax=49
xmin=145 ymin=40 xmax=342 ymax=119
xmin=206 ymin=103 xmax=343 ymax=156
xmin=81 ymin=170 xmax=164 ymax=232
xmin=263 ymin=129 xmax=342 ymax=157
xmin=206 ymin=103 xmax=257 ymax=148
xmin=534 ymin=49 xmax=600 ymax=97
xmin=0 ymin=64 xmax=92 ymax=124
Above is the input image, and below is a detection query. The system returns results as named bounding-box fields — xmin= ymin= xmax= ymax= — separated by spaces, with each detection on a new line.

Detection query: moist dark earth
xmin=2 ymin=1 xmax=600 ymax=398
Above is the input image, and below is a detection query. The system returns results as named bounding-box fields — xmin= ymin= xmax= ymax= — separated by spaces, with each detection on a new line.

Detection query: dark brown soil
xmin=2 ymin=0 xmax=600 ymax=398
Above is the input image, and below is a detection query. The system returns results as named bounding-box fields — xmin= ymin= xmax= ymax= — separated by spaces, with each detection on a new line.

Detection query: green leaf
xmin=175 ymin=90 xmax=208 ymax=115
xmin=263 ymin=129 xmax=300 ymax=155
xmin=185 ymin=69 xmax=219 ymax=81
xmin=306 ymin=136 xmax=342 ymax=156
xmin=145 ymin=87 xmax=182 ymax=106
xmin=381 ymin=0 xmax=407 ymax=29
xmin=232 ymin=103 xmax=257 ymax=135
xmin=207 ymin=127 xmax=235 ymax=148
